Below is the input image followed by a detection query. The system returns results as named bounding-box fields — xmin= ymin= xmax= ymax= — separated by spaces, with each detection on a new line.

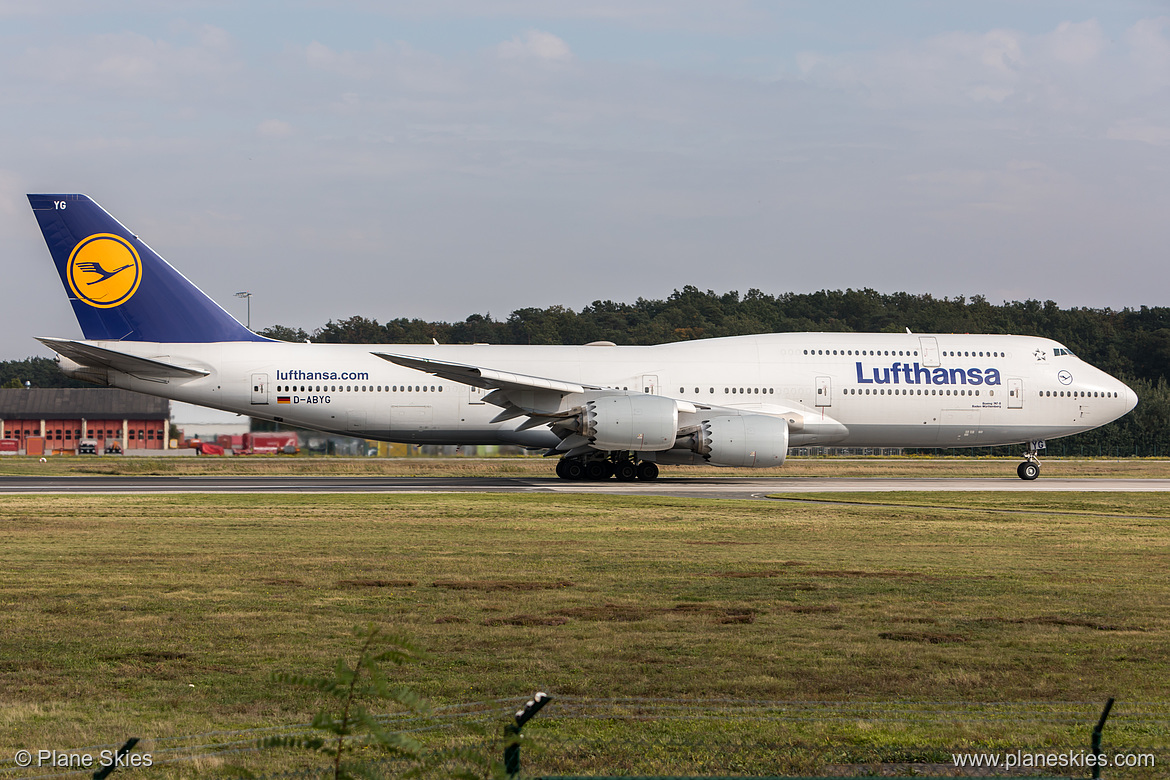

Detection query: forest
xmin=5 ymin=287 xmax=1167 ymax=455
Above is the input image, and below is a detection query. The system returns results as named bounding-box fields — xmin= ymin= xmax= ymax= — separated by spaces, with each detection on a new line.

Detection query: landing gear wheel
xmin=614 ymin=461 xmax=638 ymax=482
xmin=1017 ymin=461 xmax=1040 ymax=481
xmin=585 ymin=460 xmax=612 ymax=481
xmin=635 ymin=461 xmax=659 ymax=481
xmin=560 ymin=459 xmax=586 ymax=480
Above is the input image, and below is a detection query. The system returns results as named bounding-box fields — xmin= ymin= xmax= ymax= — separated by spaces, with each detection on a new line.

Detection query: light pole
xmin=235 ymin=291 xmax=252 ymax=330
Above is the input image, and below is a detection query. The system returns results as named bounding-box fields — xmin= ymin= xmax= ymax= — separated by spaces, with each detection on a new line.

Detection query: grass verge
xmin=1 ymin=493 xmax=1166 ymax=776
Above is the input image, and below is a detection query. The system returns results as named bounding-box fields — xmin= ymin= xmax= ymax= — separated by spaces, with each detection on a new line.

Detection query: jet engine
xmin=695 ymin=414 xmax=789 ymax=467
xmin=580 ymin=393 xmax=679 ymax=451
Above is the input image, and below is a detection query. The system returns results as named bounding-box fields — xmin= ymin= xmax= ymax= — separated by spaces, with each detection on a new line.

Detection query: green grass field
xmin=2 ymin=491 xmax=1167 ymax=777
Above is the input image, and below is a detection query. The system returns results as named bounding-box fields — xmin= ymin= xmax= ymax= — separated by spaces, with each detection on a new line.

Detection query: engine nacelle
xmin=583 ymin=394 xmax=678 ymax=451
xmin=697 ymin=414 xmax=789 ymax=468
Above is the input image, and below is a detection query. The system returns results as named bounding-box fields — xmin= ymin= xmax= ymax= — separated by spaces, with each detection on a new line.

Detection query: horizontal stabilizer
xmin=37 ymin=337 xmax=209 ymax=378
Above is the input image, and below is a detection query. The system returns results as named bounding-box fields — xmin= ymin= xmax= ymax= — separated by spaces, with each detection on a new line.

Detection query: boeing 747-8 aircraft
xmin=29 ymin=194 xmax=1137 ymax=481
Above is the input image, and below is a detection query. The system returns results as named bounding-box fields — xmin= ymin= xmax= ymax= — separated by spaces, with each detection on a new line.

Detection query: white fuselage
xmin=80 ymin=332 xmax=1137 ymax=452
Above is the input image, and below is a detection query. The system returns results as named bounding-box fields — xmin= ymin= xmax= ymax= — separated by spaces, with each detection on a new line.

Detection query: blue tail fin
xmin=29 ymin=194 xmax=268 ymax=342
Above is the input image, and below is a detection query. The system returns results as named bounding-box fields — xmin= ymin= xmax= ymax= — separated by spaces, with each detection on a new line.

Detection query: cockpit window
xmin=1053 ymin=347 xmax=1075 ymax=357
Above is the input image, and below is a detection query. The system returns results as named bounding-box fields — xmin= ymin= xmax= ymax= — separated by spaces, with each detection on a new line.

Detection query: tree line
xmin=5 ymin=287 xmax=1167 ymax=455
xmin=262 ymin=286 xmax=1169 ymax=382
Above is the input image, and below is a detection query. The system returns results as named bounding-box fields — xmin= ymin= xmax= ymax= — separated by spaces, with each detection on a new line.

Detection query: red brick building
xmin=0 ymin=388 xmax=170 ymax=453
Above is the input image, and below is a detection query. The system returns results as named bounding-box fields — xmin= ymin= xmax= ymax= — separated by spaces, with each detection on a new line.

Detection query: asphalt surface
xmin=2 ymin=475 xmax=1168 ymax=499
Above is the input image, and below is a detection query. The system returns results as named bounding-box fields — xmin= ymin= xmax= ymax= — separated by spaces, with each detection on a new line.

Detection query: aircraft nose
xmin=1122 ymin=382 xmax=1139 ymax=414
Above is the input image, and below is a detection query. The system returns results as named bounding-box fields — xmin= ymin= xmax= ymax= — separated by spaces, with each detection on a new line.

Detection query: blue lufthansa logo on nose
xmin=1058 ymin=370 xmax=1073 ymax=385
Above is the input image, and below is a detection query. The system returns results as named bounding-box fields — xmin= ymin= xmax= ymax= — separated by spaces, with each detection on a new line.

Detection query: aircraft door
xmin=468 ymin=386 xmax=486 ymax=405
xmin=640 ymin=375 xmax=659 ymax=394
xmin=251 ymin=373 xmax=269 ymax=405
xmin=919 ymin=337 xmax=940 ymax=367
xmin=1007 ymin=378 xmax=1024 ymax=409
xmin=815 ymin=376 xmax=832 ymax=407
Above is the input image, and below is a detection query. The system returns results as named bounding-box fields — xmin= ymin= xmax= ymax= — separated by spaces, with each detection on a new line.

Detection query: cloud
xmin=1124 ymin=17 xmax=1170 ymax=91
xmin=1107 ymin=118 xmax=1170 ymax=145
xmin=1042 ymin=19 xmax=1106 ymax=65
xmin=17 ymin=26 xmax=241 ymax=96
xmin=256 ymin=119 xmax=293 ymax=138
xmin=790 ymin=16 xmax=1170 ymax=123
xmin=302 ymin=40 xmax=465 ymax=95
xmin=306 ymin=40 xmax=373 ymax=79
xmin=497 ymin=29 xmax=572 ymax=62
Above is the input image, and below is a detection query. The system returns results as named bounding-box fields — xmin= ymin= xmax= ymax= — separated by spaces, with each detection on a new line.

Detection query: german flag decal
xmin=277 ymin=396 xmax=291 ymax=404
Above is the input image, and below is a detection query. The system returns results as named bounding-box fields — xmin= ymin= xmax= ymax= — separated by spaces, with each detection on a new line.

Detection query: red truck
xmin=216 ymin=434 xmax=246 ymax=452
xmin=241 ymin=432 xmax=299 ymax=455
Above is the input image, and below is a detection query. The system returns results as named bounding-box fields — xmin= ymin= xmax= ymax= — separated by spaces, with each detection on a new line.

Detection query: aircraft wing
xmin=373 ymin=351 xmax=829 ymax=462
xmin=373 ymin=352 xmax=604 ymax=404
xmin=37 ymin=337 xmax=210 ymax=379
xmin=372 ymin=351 xmax=673 ymax=435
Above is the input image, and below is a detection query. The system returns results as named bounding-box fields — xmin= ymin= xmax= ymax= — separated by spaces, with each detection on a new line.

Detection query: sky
xmin=2 ymin=1 xmax=1169 ymax=358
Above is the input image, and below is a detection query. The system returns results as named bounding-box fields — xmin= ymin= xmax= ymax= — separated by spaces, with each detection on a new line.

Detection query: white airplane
xmin=29 ymin=194 xmax=1137 ymax=481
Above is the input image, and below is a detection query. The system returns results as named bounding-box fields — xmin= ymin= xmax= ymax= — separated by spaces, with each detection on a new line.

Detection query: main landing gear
xmin=555 ymin=453 xmax=659 ymax=481
xmin=1016 ymin=440 xmax=1045 ymax=481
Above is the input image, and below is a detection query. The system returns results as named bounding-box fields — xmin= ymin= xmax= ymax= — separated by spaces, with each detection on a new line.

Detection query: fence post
xmin=505 ymin=692 xmax=551 ymax=778
xmin=92 ymin=738 xmax=139 ymax=780
xmin=1091 ymin=697 xmax=1114 ymax=780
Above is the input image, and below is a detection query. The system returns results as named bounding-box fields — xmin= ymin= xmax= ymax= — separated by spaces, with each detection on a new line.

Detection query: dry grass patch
xmin=336 ymin=578 xmax=417 ymax=588
xmin=807 ymin=568 xmax=934 ymax=580
xmin=556 ymin=603 xmax=653 ymax=622
xmin=669 ymin=603 xmax=758 ymax=624
xmin=879 ymin=630 xmax=968 ymax=644
xmin=777 ymin=604 xmax=841 ymax=614
xmin=1007 ymin=615 xmax=1134 ymax=631
xmin=482 ymin=614 xmax=570 ymax=627
xmin=710 ymin=563 xmax=807 ymax=578
xmin=431 ymin=579 xmax=574 ymax=591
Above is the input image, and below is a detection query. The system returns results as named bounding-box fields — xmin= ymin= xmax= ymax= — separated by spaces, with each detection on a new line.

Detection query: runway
xmin=1 ymin=475 xmax=1168 ymax=499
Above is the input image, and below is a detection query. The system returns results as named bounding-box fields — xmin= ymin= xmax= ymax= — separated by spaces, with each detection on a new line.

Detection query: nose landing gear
xmin=1017 ymin=460 xmax=1040 ymax=480
xmin=1017 ymin=441 xmax=1045 ymax=480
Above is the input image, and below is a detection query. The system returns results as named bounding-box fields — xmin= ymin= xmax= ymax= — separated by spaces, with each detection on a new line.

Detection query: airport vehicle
xmin=29 ymin=194 xmax=1137 ymax=480
xmin=219 ymin=432 xmax=299 ymax=455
